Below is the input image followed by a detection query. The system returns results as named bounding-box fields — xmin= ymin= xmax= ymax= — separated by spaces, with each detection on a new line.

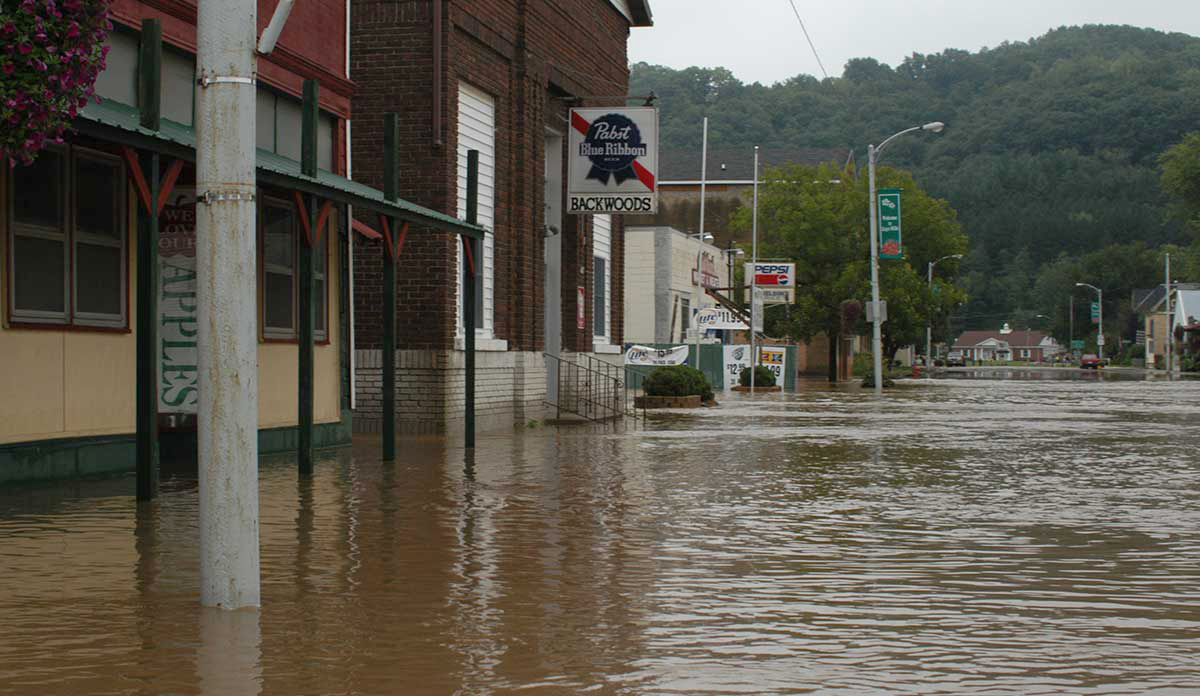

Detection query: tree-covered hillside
xmin=631 ymin=25 xmax=1200 ymax=331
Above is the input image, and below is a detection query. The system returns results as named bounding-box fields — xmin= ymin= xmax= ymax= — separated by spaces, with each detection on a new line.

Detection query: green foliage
xmin=642 ymin=365 xmax=714 ymax=402
xmin=729 ymin=161 xmax=967 ymax=359
xmin=851 ymin=351 xmax=873 ymax=378
xmin=738 ymin=365 xmax=776 ymax=387
xmin=631 ymin=25 xmax=1200 ymax=325
xmin=1161 ymin=131 xmax=1200 ymax=233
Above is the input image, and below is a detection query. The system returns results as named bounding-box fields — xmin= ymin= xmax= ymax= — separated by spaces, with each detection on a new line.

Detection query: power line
xmin=785 ymin=0 xmax=829 ymax=80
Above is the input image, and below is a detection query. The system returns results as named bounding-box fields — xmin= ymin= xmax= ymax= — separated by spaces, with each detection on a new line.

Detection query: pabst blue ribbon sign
xmin=568 ymin=107 xmax=658 ymax=214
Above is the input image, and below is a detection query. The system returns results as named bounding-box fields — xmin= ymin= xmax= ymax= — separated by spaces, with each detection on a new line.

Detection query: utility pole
xmin=694 ymin=117 xmax=708 ymax=374
xmin=1165 ymin=253 xmax=1172 ymax=376
xmin=196 ymin=0 xmax=260 ymax=609
xmin=750 ymin=146 xmax=758 ymax=393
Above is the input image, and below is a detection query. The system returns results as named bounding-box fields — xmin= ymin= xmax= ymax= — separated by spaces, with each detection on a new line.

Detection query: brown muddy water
xmin=2 ymin=377 xmax=1200 ymax=695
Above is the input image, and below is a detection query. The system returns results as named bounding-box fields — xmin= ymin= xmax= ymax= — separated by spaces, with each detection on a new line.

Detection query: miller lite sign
xmin=744 ymin=262 xmax=795 ymax=304
xmin=567 ymin=106 xmax=659 ymax=215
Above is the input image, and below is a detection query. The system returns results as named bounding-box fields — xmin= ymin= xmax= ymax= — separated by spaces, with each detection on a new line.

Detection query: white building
xmin=624 ymin=226 xmax=734 ymax=344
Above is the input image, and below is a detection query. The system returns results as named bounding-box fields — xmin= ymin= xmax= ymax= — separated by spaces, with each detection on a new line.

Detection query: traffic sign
xmin=1071 ymin=339 xmax=1085 ymax=350
xmin=1090 ymin=302 xmax=1099 ymax=323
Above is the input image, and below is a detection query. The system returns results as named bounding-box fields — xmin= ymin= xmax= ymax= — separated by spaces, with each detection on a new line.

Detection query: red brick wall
xmin=351 ymin=0 xmax=632 ymax=352
xmin=109 ymin=0 xmax=352 ymax=119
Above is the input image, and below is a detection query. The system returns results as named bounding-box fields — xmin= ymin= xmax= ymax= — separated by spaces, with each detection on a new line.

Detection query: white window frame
xmin=455 ymin=81 xmax=503 ymax=349
xmin=6 ymin=145 xmax=127 ymax=329
xmin=592 ymin=214 xmax=615 ymax=350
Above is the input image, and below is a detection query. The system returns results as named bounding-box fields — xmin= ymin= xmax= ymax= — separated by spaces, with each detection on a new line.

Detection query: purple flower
xmin=2 ymin=63 xmax=13 ymax=76
xmin=18 ymin=43 xmax=33 ymax=55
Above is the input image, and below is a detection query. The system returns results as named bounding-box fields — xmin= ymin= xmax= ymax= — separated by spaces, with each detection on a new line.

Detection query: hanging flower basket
xmin=0 ymin=0 xmax=112 ymax=167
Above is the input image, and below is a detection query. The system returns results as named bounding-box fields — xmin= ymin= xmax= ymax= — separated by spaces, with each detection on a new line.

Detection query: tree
xmin=1161 ymin=131 xmax=1200 ymax=233
xmin=730 ymin=161 xmax=967 ymax=378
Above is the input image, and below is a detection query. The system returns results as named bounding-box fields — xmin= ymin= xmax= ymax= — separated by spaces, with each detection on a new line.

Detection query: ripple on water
xmin=1 ymin=378 xmax=1200 ymax=694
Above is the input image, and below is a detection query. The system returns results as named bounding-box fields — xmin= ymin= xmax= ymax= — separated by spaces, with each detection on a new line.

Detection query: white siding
xmin=593 ymin=215 xmax=612 ymax=343
xmin=456 ymin=82 xmax=496 ymax=338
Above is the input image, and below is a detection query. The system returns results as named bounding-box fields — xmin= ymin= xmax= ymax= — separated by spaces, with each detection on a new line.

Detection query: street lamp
xmin=868 ymin=121 xmax=945 ymax=393
xmin=926 ymin=253 xmax=962 ymax=369
xmin=1076 ymin=282 xmax=1103 ymax=361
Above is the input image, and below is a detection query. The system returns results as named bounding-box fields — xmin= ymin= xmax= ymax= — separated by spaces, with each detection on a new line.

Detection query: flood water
xmin=3 ymin=377 xmax=1200 ymax=694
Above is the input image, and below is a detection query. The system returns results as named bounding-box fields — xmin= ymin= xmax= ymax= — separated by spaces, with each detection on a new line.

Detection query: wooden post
xmin=297 ymin=79 xmax=318 ymax=474
xmin=135 ymin=18 xmax=162 ymax=501
xmin=464 ymin=150 xmax=478 ymax=448
xmin=381 ymin=114 xmax=399 ymax=460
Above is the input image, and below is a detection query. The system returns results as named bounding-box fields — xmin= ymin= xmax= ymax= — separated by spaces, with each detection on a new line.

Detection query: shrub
xmin=642 ymin=365 xmax=713 ymax=401
xmin=738 ymin=365 xmax=776 ymax=387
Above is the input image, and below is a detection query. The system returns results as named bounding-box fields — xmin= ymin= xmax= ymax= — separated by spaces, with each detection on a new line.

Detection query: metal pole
xmin=868 ymin=144 xmax=882 ymax=394
xmin=694 ymin=118 xmax=708 ymax=375
xmin=926 ymin=260 xmax=933 ymax=374
xmin=1165 ymin=253 xmax=1172 ymax=376
xmin=297 ymin=79 xmax=318 ymax=474
xmin=750 ymin=146 xmax=758 ymax=393
xmin=382 ymin=114 xmax=399 ymax=461
xmin=135 ymin=18 xmax=162 ymax=502
xmin=196 ymin=0 xmax=260 ymax=609
xmin=1069 ymin=295 xmax=1073 ymax=353
xmin=1098 ymin=287 xmax=1103 ymax=363
xmin=464 ymin=150 xmax=478 ymax=448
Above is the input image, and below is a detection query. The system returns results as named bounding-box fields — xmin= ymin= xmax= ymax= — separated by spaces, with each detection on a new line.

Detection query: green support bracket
xmin=464 ymin=150 xmax=479 ymax=448
xmin=138 ymin=19 xmax=161 ymax=131
xmin=298 ymin=79 xmax=319 ymax=474
xmin=381 ymin=114 xmax=400 ymax=461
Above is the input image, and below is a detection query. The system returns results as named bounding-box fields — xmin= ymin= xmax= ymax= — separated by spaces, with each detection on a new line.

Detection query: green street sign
xmin=1071 ymin=339 xmax=1085 ymax=350
xmin=877 ymin=188 xmax=902 ymax=260
xmin=1090 ymin=302 xmax=1099 ymax=323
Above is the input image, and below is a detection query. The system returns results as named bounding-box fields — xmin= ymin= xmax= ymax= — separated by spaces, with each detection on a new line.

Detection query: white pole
xmin=695 ymin=117 xmax=708 ymax=374
xmin=868 ymin=144 xmax=883 ymax=394
xmin=1098 ymin=287 xmax=1103 ymax=363
xmin=1165 ymin=253 xmax=1171 ymax=376
xmin=926 ymin=260 xmax=933 ymax=374
xmin=196 ymin=0 xmax=261 ymax=609
xmin=750 ymin=146 xmax=758 ymax=392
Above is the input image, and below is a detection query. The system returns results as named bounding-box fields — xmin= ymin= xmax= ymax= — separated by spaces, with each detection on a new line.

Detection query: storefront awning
xmin=75 ymin=99 xmax=484 ymax=239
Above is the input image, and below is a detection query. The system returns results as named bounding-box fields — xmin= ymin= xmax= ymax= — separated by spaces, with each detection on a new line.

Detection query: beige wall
xmin=1 ymin=167 xmax=342 ymax=446
xmin=622 ymin=229 xmax=657 ymax=344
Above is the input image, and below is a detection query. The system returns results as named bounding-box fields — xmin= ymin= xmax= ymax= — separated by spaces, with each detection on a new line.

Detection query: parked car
xmin=946 ymin=351 xmax=966 ymax=367
xmin=1080 ymin=354 xmax=1102 ymax=369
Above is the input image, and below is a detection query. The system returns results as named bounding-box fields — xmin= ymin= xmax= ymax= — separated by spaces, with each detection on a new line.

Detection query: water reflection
xmin=1 ymin=378 xmax=1200 ymax=693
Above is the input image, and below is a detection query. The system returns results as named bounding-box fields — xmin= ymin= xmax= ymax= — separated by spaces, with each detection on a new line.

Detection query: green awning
xmin=76 ymin=99 xmax=483 ymax=239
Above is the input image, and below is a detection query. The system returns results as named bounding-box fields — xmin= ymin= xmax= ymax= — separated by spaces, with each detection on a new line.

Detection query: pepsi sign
xmin=745 ymin=262 xmax=795 ymax=304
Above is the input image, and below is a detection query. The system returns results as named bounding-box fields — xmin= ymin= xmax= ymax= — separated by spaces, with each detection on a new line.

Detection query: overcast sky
xmin=628 ymin=1 xmax=1200 ymax=84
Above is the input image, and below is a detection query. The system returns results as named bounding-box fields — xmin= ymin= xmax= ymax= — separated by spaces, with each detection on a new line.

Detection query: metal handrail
xmin=543 ymin=352 xmax=642 ymax=423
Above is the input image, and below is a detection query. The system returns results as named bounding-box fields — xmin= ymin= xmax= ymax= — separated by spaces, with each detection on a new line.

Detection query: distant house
xmin=952 ymin=329 xmax=1062 ymax=362
xmin=1133 ymin=284 xmax=1200 ymax=366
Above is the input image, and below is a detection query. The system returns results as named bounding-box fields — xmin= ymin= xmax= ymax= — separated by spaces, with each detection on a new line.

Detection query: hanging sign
xmin=1090 ymin=302 xmax=1100 ymax=324
xmin=751 ymin=288 xmax=764 ymax=332
xmin=567 ymin=107 xmax=658 ymax=214
xmin=158 ymin=188 xmax=198 ymax=414
xmin=577 ymin=286 xmax=586 ymax=329
xmin=744 ymin=262 xmax=795 ymax=304
xmin=696 ymin=307 xmax=748 ymax=331
xmin=878 ymin=188 xmax=902 ymax=259
xmin=624 ymin=344 xmax=690 ymax=366
xmin=759 ymin=346 xmax=787 ymax=382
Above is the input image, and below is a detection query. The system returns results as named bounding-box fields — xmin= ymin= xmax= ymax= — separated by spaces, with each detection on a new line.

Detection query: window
xmin=259 ymin=197 xmax=328 ymax=341
xmin=679 ymin=297 xmax=690 ymax=340
xmin=7 ymin=146 xmax=126 ymax=328
xmin=594 ymin=256 xmax=607 ymax=338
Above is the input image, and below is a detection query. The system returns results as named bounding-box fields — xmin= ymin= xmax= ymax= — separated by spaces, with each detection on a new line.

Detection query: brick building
xmin=349 ymin=0 xmax=653 ymax=432
xmin=3 ymin=0 xmax=480 ymax=482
